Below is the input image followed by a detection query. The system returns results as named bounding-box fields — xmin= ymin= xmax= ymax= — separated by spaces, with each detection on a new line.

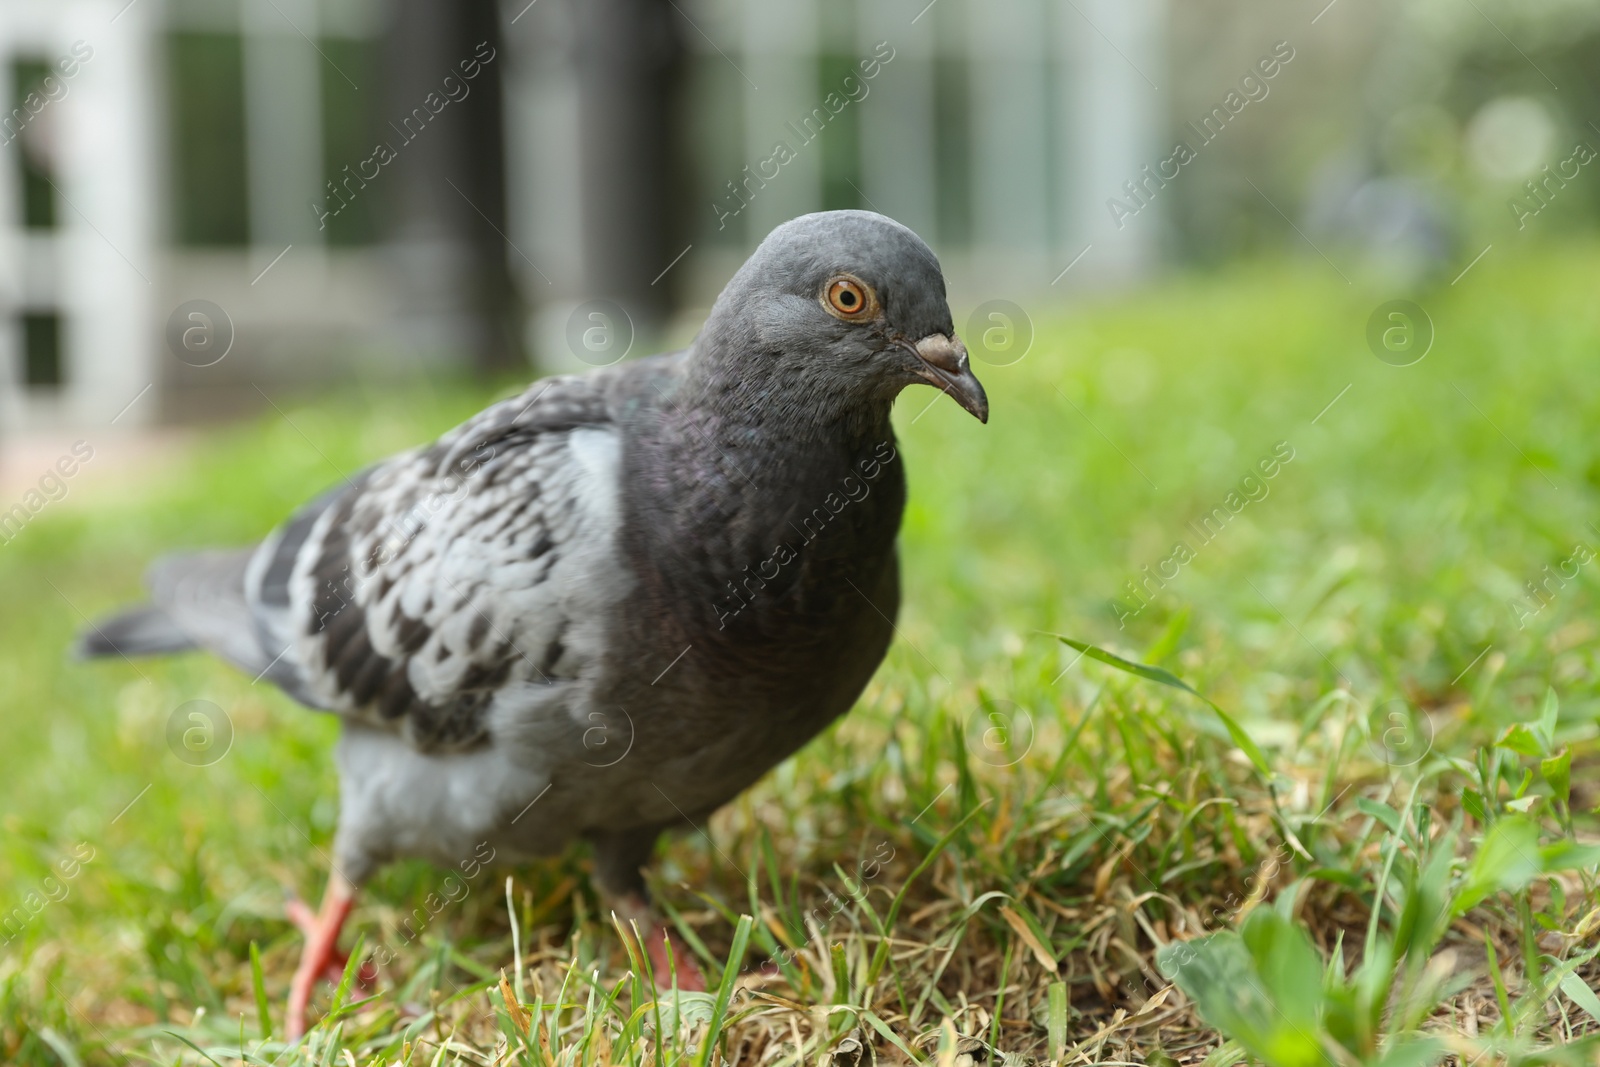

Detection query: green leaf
xmin=1454 ymin=817 xmax=1542 ymax=914
xmin=1239 ymin=909 xmax=1325 ymax=1034
xmin=830 ymin=940 xmax=849 ymax=1001
xmin=1496 ymin=722 xmax=1546 ymax=758
xmin=1560 ymin=972 xmax=1600 ymax=1025
xmin=1357 ymin=797 xmax=1402 ymax=836
xmin=1497 ymin=688 xmax=1562 ymax=760
xmin=1542 ymin=748 xmax=1572 ymax=805
xmin=1538 ymin=687 xmax=1560 ymax=750
xmin=1052 ymin=634 xmax=1271 ymax=776
xmin=1304 ymin=867 xmax=1365 ymax=890
xmin=1540 ymin=839 xmax=1600 ymax=872
xmin=1371 ymin=1035 xmax=1446 ymax=1067
xmin=1505 ymin=794 xmax=1543 ymax=815
xmin=1157 ymin=917 xmax=1333 ymax=1067
xmin=1396 ymin=838 xmax=1456 ymax=962
xmin=1484 ymin=940 xmax=1512 ymax=1029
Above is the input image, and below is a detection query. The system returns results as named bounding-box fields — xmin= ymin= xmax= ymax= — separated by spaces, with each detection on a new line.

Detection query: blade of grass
xmin=661 ymin=895 xmax=718 ymax=972
xmin=1559 ymin=972 xmax=1600 ymax=1026
xmin=506 ymin=876 xmax=525 ymax=1002
xmin=990 ymin=936 xmax=1014 ymax=1054
xmin=863 ymin=1009 xmax=924 ymax=1063
xmin=1484 ymin=939 xmax=1513 ymax=1036
xmin=327 ymin=932 xmax=366 ymax=1019
xmin=837 ymin=863 xmax=912 ymax=1011
xmin=1051 ymin=634 xmax=1271 ymax=776
xmin=36 ymin=1028 xmax=85 ymax=1067
xmin=1047 ymin=981 xmax=1069 ymax=1062
xmin=999 ymin=905 xmax=1059 ymax=973
xmin=694 ymin=913 xmax=754 ymax=1067
xmin=248 ymin=939 xmax=271 ymax=1041
xmin=160 ymin=1031 xmax=226 ymax=1067
xmin=867 ymin=799 xmax=991 ymax=983
xmin=611 ymin=914 xmax=660 ymax=1067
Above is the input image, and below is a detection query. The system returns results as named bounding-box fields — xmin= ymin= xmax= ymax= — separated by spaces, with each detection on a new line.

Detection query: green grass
xmin=3 ymin=242 xmax=1599 ymax=1066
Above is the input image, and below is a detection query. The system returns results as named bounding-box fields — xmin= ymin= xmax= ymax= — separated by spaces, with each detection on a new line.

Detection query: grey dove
xmin=79 ymin=210 xmax=988 ymax=1036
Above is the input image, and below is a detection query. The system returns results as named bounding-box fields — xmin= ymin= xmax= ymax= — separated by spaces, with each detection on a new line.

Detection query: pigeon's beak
xmin=908 ymin=333 xmax=989 ymax=423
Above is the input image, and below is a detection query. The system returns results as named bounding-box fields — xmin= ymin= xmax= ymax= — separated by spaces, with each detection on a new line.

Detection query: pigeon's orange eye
xmin=823 ymin=276 xmax=876 ymax=320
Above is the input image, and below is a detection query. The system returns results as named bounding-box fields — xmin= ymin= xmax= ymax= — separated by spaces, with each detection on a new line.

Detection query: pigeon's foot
xmin=645 ymin=920 xmax=707 ymax=992
xmin=286 ymin=871 xmax=371 ymax=1040
xmin=284 ymin=895 xmax=377 ymax=990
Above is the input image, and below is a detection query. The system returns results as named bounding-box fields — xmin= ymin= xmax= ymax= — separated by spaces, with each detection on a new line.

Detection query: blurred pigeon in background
xmin=1305 ymin=162 xmax=1459 ymax=287
xmin=78 ymin=210 xmax=987 ymax=1037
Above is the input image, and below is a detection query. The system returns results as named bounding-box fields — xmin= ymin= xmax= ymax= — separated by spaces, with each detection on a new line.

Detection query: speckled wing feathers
xmin=243 ymin=376 xmax=622 ymax=751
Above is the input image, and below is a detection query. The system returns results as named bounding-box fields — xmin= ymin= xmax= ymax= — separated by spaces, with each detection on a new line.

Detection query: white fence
xmin=0 ymin=0 xmax=1165 ymax=432
xmin=0 ymin=0 xmax=158 ymax=431
xmin=510 ymin=0 xmax=1165 ymax=309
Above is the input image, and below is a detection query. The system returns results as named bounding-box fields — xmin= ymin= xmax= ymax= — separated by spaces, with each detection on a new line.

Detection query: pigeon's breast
xmin=591 ymin=441 xmax=907 ymax=824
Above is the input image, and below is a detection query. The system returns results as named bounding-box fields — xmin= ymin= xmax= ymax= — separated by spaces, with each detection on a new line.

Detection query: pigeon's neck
xmin=621 ymin=351 xmax=907 ymax=644
xmin=679 ymin=354 xmax=894 ymax=450
xmin=660 ymin=369 xmax=897 ymax=505
xmin=660 ymin=338 xmax=905 ymax=530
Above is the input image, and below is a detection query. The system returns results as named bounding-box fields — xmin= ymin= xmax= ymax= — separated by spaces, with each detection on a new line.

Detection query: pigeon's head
xmin=701 ymin=210 xmax=988 ymax=423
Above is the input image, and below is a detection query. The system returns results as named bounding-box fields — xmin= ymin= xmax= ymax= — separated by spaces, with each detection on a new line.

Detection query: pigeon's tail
xmin=75 ymin=604 xmax=196 ymax=658
xmin=76 ymin=547 xmax=274 ymax=675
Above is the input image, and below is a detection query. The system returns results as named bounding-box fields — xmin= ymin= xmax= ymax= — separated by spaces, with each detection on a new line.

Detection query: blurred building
xmin=512 ymin=0 xmax=1165 ymax=368
xmin=0 ymin=0 xmax=158 ymax=431
xmin=0 ymin=0 xmax=1166 ymax=432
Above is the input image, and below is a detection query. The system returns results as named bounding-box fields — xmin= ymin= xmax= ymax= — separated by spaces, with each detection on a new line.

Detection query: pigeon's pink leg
xmin=286 ymin=871 xmax=373 ymax=1039
xmin=285 ymin=891 xmax=378 ymax=991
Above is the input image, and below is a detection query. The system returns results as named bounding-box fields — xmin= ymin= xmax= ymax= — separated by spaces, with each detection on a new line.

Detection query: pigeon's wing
xmin=243 ymin=375 xmax=627 ymax=750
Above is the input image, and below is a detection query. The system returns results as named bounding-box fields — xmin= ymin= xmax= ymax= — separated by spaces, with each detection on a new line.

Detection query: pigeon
xmin=79 ymin=209 xmax=987 ymax=1036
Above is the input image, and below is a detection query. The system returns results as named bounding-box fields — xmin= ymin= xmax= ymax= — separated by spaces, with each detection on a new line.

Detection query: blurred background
xmin=0 ymin=0 xmax=1596 ymax=433
xmin=4 ymin=3 xmax=1600 ymax=1057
